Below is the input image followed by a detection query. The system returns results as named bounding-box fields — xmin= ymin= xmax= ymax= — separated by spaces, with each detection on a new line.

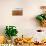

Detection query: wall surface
xmin=0 ymin=0 xmax=46 ymax=41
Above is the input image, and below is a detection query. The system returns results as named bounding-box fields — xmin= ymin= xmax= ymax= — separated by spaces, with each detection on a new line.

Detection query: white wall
xmin=0 ymin=0 xmax=46 ymax=39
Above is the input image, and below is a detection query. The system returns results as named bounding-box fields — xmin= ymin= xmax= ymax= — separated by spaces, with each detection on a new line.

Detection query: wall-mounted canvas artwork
xmin=12 ymin=9 xmax=23 ymax=16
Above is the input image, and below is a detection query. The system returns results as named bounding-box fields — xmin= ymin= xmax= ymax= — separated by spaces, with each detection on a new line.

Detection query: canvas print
xmin=12 ymin=9 xmax=23 ymax=16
